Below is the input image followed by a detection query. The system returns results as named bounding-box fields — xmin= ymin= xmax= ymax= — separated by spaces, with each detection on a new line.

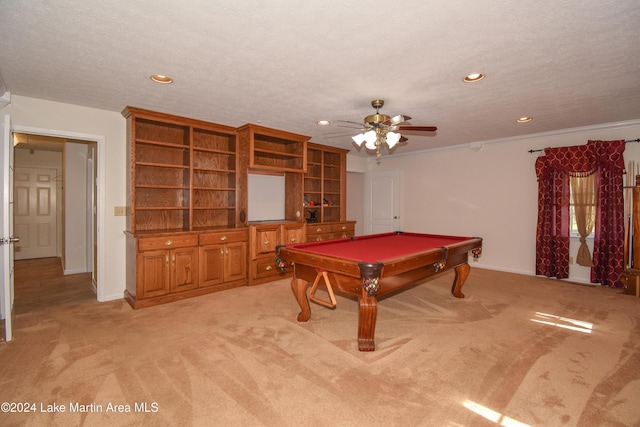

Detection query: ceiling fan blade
xmin=322 ymin=133 xmax=356 ymax=139
xmin=399 ymin=136 xmax=409 ymax=142
xmin=322 ymin=131 xmax=356 ymax=137
xmin=397 ymin=125 xmax=437 ymax=132
xmin=337 ymin=120 xmax=365 ymax=126
xmin=336 ymin=124 xmax=365 ymax=131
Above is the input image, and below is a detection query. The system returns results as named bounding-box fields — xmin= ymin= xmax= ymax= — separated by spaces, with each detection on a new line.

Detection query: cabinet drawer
xmin=310 ymin=232 xmax=334 ymax=242
xmin=332 ymin=223 xmax=354 ymax=238
xmin=138 ymin=235 xmax=198 ymax=251
xmin=199 ymin=230 xmax=247 ymax=245
xmin=307 ymin=224 xmax=331 ymax=237
xmin=332 ymin=223 xmax=354 ymax=233
xmin=252 ymin=258 xmax=281 ymax=280
xmin=282 ymin=225 xmax=305 ymax=245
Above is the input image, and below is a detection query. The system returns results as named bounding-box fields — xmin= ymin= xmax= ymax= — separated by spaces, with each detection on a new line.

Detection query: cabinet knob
xmin=341 ymin=226 xmax=346 ymax=230
xmin=316 ymin=228 xmax=322 ymax=232
xmin=165 ymin=240 xmax=173 ymax=246
xmin=220 ymin=236 xmax=227 ymax=241
xmin=220 ymin=249 xmax=224 ymax=258
xmin=290 ymin=238 xmax=296 ymax=243
xmin=165 ymin=255 xmax=169 ymax=265
xmin=264 ymin=240 xmax=270 ymax=245
xmin=266 ymin=265 xmax=273 ymax=271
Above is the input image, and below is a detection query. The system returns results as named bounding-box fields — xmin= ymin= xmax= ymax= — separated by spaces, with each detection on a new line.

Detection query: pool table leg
xmin=291 ymin=277 xmax=312 ymax=322
xmin=451 ymin=262 xmax=470 ymax=298
xmin=358 ymin=293 xmax=377 ymax=351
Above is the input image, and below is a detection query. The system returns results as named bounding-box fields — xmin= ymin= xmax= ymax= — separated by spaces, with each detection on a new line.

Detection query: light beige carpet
xmin=1 ymin=268 xmax=639 ymax=426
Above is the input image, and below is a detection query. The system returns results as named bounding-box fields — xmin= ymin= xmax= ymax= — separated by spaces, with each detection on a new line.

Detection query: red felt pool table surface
xmin=286 ymin=232 xmax=473 ymax=263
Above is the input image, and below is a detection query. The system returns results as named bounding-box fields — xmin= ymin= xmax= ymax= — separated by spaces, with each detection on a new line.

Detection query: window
xmin=569 ymin=175 xmax=595 ymax=238
xmin=569 ymin=204 xmax=595 ymax=237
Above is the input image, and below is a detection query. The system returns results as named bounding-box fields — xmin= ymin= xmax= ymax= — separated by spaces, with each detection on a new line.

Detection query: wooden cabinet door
xmin=137 ymin=249 xmax=170 ymax=298
xmin=200 ymin=242 xmax=247 ymax=286
xmin=225 ymin=241 xmax=247 ymax=282
xmin=253 ymin=228 xmax=280 ymax=258
xmin=169 ymin=246 xmax=199 ymax=292
xmin=199 ymin=244 xmax=225 ymax=288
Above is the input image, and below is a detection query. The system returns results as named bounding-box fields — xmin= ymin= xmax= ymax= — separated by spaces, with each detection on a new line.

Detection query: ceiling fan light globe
xmin=364 ymin=130 xmax=377 ymax=144
xmin=365 ymin=140 xmax=378 ymax=150
xmin=390 ymin=114 xmax=409 ymax=125
xmin=352 ymin=133 xmax=366 ymax=146
xmin=386 ymin=131 xmax=401 ymax=148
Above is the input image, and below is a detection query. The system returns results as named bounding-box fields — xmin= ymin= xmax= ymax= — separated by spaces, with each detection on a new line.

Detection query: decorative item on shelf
xmin=307 ymin=210 xmax=318 ymax=223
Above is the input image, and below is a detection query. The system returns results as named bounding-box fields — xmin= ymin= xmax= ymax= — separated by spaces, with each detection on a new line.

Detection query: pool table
xmin=276 ymin=231 xmax=483 ymax=351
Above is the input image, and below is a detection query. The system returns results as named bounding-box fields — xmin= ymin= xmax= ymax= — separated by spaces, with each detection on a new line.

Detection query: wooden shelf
xmin=123 ymin=106 xmax=240 ymax=233
xmin=303 ymin=143 xmax=348 ymax=223
xmin=193 ymin=147 xmax=236 ymax=155
xmin=237 ymin=123 xmax=308 ymax=173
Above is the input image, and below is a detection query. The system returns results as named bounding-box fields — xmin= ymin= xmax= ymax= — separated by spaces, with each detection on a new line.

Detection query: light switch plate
xmin=114 ymin=206 xmax=127 ymax=216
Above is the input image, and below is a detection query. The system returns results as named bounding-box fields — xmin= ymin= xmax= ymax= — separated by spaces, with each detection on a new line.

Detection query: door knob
xmin=0 ymin=236 xmax=19 ymax=245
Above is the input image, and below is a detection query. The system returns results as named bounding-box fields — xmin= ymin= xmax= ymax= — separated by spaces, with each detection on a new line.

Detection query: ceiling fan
xmin=341 ymin=99 xmax=437 ymax=158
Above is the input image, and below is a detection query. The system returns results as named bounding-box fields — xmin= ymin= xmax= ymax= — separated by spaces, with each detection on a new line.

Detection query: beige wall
xmin=346 ymin=172 xmax=364 ymax=236
xmin=361 ymin=121 xmax=640 ymax=283
xmin=64 ymin=142 xmax=88 ymax=274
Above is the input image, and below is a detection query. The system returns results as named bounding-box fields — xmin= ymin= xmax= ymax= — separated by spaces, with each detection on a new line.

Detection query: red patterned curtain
xmin=535 ymin=140 xmax=626 ymax=287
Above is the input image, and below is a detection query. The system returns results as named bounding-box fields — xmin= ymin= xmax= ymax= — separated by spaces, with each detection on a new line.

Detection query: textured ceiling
xmin=1 ymin=0 xmax=639 ymax=157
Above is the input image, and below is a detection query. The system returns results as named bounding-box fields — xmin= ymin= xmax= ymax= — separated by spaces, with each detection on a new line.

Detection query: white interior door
xmin=1 ymin=114 xmax=15 ymax=342
xmin=13 ymin=167 xmax=57 ymax=260
xmin=364 ymin=170 xmax=400 ymax=234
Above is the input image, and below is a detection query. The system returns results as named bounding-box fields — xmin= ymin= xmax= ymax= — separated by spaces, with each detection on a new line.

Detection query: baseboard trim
xmin=63 ymin=267 xmax=88 ymax=275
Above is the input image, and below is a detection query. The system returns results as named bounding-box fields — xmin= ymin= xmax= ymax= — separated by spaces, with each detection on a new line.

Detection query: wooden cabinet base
xmin=124 ymin=280 xmax=245 ymax=309
xmin=125 ymin=229 xmax=249 ymax=309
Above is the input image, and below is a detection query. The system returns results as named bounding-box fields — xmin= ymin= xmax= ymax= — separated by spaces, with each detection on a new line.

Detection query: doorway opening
xmin=12 ymin=132 xmax=100 ymax=309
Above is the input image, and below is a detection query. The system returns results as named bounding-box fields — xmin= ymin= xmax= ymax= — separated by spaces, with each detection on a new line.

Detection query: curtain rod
xmin=528 ymin=138 xmax=640 ymax=153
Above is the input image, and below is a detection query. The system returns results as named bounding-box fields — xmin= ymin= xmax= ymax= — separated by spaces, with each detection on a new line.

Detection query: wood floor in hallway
xmin=13 ymin=257 xmax=95 ymax=314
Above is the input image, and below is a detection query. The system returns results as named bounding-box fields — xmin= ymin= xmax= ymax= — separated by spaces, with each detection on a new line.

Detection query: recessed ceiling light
xmin=317 ymin=120 xmax=330 ymax=126
xmin=463 ymin=73 xmax=485 ymax=83
xmin=517 ymin=117 xmax=533 ymax=123
xmin=150 ymin=74 xmax=173 ymax=84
